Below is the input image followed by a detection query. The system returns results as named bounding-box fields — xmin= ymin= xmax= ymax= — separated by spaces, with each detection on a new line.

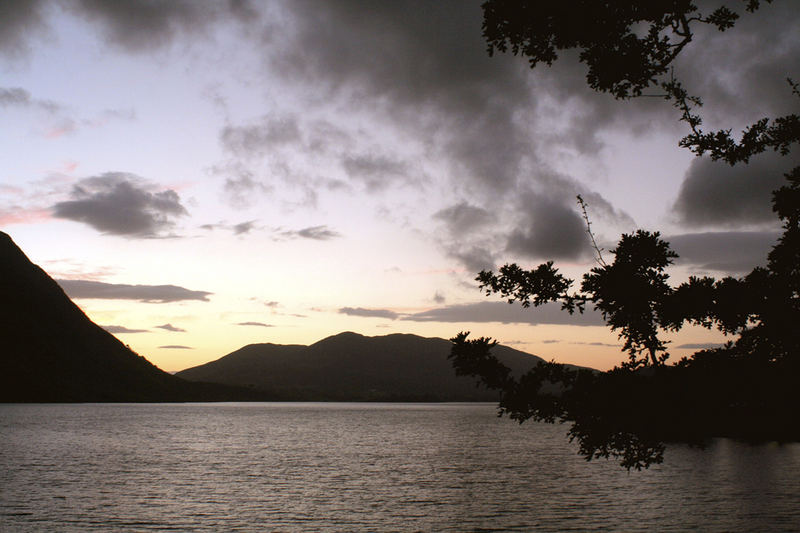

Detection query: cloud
xmin=220 ymin=114 xmax=301 ymax=158
xmin=233 ymin=220 xmax=257 ymax=235
xmin=268 ymin=0 xmax=547 ymax=203
xmin=506 ymin=193 xmax=590 ymax=260
xmin=569 ymin=341 xmax=619 ymax=348
xmin=341 ymin=153 xmax=411 ymax=192
xmin=102 ymin=324 xmax=148 ymax=334
xmin=434 ymin=203 xmax=494 ymax=235
xmin=44 ymin=117 xmax=77 ymax=138
xmin=66 ymin=0 xmax=256 ymax=53
xmin=434 ymin=179 xmax=633 ymax=272
xmin=674 ymin=2 xmax=800 ymax=127
xmin=158 ymin=345 xmax=194 ymax=349
xmin=51 ymin=172 xmax=188 ymax=237
xmin=200 ymin=219 xmax=259 ymax=235
xmin=445 ymin=245 xmax=496 ymax=273
xmin=673 ymin=153 xmax=798 ymax=228
xmin=211 ymin=161 xmax=274 ymax=207
xmin=403 ymin=301 xmax=604 ymax=326
xmin=675 ymin=343 xmax=725 ymax=350
xmin=432 ymin=291 xmax=446 ymax=304
xmin=280 ymin=225 xmax=341 ymax=241
xmin=155 ymin=323 xmax=186 ymax=332
xmin=339 ymin=307 xmax=399 ymax=320
xmin=213 ymin=115 xmax=353 ymax=204
xmin=0 ymin=206 xmax=51 ymax=226
xmin=58 ymin=279 xmax=211 ymax=302
xmin=270 ymin=1 xmax=798 ymax=210
xmin=0 ymin=0 xmax=49 ymax=57
xmin=667 ymin=231 xmax=779 ymax=274
xmin=0 ymin=87 xmax=132 ymax=139
xmin=236 ymin=321 xmax=273 ymax=327
xmin=0 ymin=86 xmax=60 ymax=112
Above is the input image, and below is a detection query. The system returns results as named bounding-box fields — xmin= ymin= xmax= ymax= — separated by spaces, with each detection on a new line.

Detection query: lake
xmin=1 ymin=403 xmax=798 ymax=531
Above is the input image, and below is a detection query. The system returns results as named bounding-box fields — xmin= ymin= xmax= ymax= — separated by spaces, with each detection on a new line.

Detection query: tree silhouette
xmin=451 ymin=0 xmax=799 ymax=469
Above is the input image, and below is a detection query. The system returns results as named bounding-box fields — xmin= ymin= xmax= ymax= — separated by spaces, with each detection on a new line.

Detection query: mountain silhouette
xmin=176 ymin=331 xmax=550 ymax=401
xmin=0 ymin=230 xmax=567 ymax=402
xmin=0 ymin=231 xmax=260 ymax=402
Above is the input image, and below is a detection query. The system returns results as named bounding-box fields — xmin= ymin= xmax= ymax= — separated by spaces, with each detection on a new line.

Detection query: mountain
xmin=176 ymin=331 xmax=548 ymax=401
xmin=0 ymin=231 xmax=261 ymax=402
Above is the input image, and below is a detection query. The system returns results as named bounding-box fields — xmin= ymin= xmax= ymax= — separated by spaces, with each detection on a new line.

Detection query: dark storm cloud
xmin=268 ymin=0 xmax=799 ymax=222
xmin=446 ymin=245 xmax=497 ymax=273
xmin=506 ymin=197 xmax=588 ymax=260
xmin=280 ymin=225 xmax=340 ymax=241
xmin=437 ymin=177 xmax=633 ymax=271
xmin=675 ymin=2 xmax=800 ymax=126
xmin=0 ymin=0 xmax=258 ymax=57
xmin=272 ymin=0 xmax=544 ymax=195
xmin=70 ymin=0 xmax=256 ymax=53
xmin=155 ymin=323 xmax=185 ymax=332
xmin=667 ymin=231 xmax=779 ymax=274
xmin=517 ymin=3 xmax=800 ymax=144
xmin=0 ymin=0 xmax=48 ymax=57
xmin=403 ymin=301 xmax=604 ymax=326
xmin=276 ymin=1 xmax=529 ymax=108
xmin=503 ymin=179 xmax=636 ymax=261
xmin=673 ymin=153 xmax=798 ymax=228
xmin=51 ymin=172 xmax=188 ymax=237
xmin=58 ymin=279 xmax=212 ymax=302
xmin=339 ymin=307 xmax=399 ymax=320
xmin=434 ymin=203 xmax=494 ymax=235
xmin=102 ymin=325 xmax=149 ymax=334
xmin=236 ymin=321 xmax=273 ymax=327
xmin=0 ymin=86 xmax=60 ymax=112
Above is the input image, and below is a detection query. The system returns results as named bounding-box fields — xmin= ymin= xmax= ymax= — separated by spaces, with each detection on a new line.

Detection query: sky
xmin=2 ymin=0 xmax=798 ymax=372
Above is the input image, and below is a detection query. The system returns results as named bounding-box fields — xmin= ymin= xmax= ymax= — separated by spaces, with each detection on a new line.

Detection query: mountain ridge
xmin=176 ymin=330 xmax=551 ymax=401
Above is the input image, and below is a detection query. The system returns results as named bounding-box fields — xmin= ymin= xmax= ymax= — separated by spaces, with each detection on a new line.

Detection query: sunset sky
xmin=2 ymin=1 xmax=798 ymax=372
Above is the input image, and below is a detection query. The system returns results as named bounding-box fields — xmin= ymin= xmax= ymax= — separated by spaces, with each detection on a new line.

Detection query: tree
xmin=450 ymin=0 xmax=800 ymax=469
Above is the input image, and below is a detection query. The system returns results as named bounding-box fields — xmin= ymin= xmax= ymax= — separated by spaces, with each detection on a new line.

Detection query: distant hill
xmin=176 ymin=331 xmax=549 ymax=401
xmin=0 ymin=231 xmax=262 ymax=402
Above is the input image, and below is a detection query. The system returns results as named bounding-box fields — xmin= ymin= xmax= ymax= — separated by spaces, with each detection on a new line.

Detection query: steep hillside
xmin=0 ymin=231 xmax=258 ymax=402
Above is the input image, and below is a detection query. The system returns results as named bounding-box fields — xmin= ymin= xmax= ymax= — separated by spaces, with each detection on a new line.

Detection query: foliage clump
xmin=451 ymin=0 xmax=799 ymax=469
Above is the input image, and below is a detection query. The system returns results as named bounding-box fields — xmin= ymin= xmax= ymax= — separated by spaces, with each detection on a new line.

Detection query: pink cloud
xmin=43 ymin=118 xmax=77 ymax=139
xmin=0 ymin=207 xmax=52 ymax=226
xmin=60 ymin=160 xmax=79 ymax=173
xmin=0 ymin=184 xmax=24 ymax=195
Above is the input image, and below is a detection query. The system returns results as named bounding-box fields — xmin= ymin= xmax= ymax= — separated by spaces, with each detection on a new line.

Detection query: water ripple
xmin=1 ymin=403 xmax=799 ymax=531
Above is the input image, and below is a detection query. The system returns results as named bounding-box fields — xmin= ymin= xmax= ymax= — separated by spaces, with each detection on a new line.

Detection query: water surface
xmin=2 ymin=403 xmax=798 ymax=531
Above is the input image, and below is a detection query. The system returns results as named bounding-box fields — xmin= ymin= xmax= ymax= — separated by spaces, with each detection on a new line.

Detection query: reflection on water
xmin=1 ymin=403 xmax=798 ymax=531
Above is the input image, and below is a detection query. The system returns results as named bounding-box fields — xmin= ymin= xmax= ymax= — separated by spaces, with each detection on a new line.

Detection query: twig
xmin=577 ymin=195 xmax=607 ymax=266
